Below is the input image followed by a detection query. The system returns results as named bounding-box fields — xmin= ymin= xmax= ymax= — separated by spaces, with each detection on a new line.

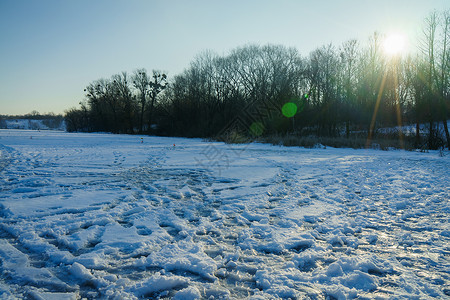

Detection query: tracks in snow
xmin=0 ymin=138 xmax=449 ymax=299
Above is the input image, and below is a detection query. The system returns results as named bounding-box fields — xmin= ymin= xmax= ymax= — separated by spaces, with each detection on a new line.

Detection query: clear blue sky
xmin=0 ymin=0 xmax=448 ymax=115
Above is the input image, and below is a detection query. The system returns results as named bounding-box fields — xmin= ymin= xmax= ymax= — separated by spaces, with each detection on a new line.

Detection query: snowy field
xmin=0 ymin=129 xmax=449 ymax=299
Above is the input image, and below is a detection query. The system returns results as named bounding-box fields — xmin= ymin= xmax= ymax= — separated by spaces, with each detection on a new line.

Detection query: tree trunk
xmin=428 ymin=120 xmax=434 ymax=149
xmin=415 ymin=121 xmax=420 ymax=147
xmin=346 ymin=120 xmax=350 ymax=139
xmin=140 ymin=101 xmax=145 ymax=134
xmin=147 ymin=95 xmax=156 ymax=133
xmin=443 ymin=119 xmax=450 ymax=150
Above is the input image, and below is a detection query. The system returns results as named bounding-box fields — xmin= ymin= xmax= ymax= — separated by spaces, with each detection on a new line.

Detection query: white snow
xmin=0 ymin=129 xmax=449 ymax=299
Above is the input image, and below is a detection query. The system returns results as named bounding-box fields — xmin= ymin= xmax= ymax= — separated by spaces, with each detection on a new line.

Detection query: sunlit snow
xmin=0 ymin=130 xmax=449 ymax=299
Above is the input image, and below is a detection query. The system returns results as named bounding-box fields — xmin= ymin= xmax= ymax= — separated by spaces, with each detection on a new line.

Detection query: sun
xmin=382 ymin=33 xmax=407 ymax=56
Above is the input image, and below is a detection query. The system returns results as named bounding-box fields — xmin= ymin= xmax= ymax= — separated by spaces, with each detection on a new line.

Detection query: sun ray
xmin=393 ymin=66 xmax=405 ymax=149
xmin=366 ymin=71 xmax=388 ymax=148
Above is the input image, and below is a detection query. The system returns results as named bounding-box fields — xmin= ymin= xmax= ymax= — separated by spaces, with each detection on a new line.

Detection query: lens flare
xmin=282 ymin=102 xmax=297 ymax=118
xmin=249 ymin=122 xmax=264 ymax=136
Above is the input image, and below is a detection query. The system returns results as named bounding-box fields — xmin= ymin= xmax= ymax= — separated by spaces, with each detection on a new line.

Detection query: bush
xmin=258 ymin=134 xmax=417 ymax=150
xmin=216 ymin=130 xmax=251 ymax=144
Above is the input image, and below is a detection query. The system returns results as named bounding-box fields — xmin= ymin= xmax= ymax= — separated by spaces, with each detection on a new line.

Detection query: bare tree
xmin=339 ymin=39 xmax=359 ymax=138
xmin=361 ymin=32 xmax=386 ymax=144
xmin=132 ymin=69 xmax=150 ymax=133
xmin=418 ymin=11 xmax=441 ymax=148
xmin=147 ymin=70 xmax=168 ymax=132
xmin=438 ymin=10 xmax=450 ymax=149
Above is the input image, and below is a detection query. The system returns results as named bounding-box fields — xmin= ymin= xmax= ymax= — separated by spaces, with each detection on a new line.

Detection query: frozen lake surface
xmin=0 ymin=130 xmax=449 ymax=299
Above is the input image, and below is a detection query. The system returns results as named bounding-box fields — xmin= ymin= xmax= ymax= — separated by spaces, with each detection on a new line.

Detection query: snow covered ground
xmin=0 ymin=129 xmax=449 ymax=299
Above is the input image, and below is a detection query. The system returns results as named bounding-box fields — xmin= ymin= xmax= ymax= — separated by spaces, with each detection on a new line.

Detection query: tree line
xmin=65 ymin=70 xmax=168 ymax=134
xmin=65 ymin=11 xmax=449 ymax=149
xmin=0 ymin=111 xmax=65 ymax=130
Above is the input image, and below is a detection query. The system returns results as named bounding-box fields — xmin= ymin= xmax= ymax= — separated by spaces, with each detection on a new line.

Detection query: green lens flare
xmin=249 ymin=122 xmax=264 ymax=136
xmin=282 ymin=102 xmax=297 ymax=118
